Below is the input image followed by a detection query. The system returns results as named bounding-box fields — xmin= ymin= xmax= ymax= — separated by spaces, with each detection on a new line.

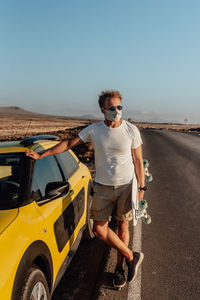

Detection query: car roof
xmin=0 ymin=135 xmax=61 ymax=153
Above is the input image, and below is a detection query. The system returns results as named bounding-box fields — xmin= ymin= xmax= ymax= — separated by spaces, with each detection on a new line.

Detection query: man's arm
xmin=26 ymin=136 xmax=83 ymax=160
xmin=132 ymin=145 xmax=145 ymax=201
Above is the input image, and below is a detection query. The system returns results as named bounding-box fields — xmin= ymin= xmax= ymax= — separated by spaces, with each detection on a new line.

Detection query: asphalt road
xmin=141 ymin=129 xmax=200 ymax=300
xmin=51 ymin=129 xmax=200 ymax=300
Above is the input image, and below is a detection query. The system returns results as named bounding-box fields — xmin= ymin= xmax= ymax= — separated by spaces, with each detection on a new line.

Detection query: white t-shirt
xmin=78 ymin=120 xmax=143 ymax=185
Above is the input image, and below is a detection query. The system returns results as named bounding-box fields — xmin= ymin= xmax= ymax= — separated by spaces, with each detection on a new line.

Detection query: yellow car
xmin=0 ymin=135 xmax=94 ymax=300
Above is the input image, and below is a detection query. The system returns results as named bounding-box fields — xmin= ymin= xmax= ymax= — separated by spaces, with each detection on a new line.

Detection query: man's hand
xmin=25 ymin=137 xmax=83 ymax=161
xmin=25 ymin=150 xmax=41 ymax=160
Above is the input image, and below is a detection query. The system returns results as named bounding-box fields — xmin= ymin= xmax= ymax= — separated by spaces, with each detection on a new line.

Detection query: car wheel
xmin=21 ymin=266 xmax=50 ymax=300
xmin=82 ymin=195 xmax=95 ymax=240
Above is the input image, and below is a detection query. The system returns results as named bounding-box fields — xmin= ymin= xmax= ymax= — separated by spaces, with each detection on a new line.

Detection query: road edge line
xmin=127 ymin=219 xmax=142 ymax=300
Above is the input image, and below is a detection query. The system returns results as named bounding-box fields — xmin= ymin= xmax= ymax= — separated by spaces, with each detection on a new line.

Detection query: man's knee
xmin=93 ymin=221 xmax=108 ymax=239
xmin=117 ymin=220 xmax=129 ymax=234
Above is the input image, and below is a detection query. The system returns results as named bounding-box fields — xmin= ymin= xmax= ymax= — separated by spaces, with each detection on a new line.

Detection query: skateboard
xmin=132 ymin=159 xmax=152 ymax=226
xmin=144 ymin=159 xmax=153 ymax=182
xmin=135 ymin=199 xmax=151 ymax=224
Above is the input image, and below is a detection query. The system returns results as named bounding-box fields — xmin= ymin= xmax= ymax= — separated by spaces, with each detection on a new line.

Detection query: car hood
xmin=0 ymin=209 xmax=19 ymax=234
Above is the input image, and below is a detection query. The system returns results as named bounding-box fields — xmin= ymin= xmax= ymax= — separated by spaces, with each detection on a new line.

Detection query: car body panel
xmin=0 ymin=209 xmax=19 ymax=234
xmin=0 ymin=137 xmax=92 ymax=299
xmin=0 ymin=146 xmax=27 ymax=153
xmin=0 ymin=202 xmax=44 ymax=299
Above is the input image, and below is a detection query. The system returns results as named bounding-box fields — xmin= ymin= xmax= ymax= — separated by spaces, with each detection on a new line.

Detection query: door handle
xmin=68 ymin=189 xmax=74 ymax=196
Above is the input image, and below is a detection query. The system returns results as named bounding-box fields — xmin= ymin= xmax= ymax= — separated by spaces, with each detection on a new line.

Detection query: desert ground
xmin=1 ymin=107 xmax=200 ymax=141
xmin=0 ymin=115 xmax=92 ymax=140
xmin=0 ymin=107 xmax=199 ymax=175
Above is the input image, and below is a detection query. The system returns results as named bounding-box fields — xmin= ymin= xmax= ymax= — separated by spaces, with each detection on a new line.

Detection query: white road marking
xmin=127 ymin=219 xmax=142 ymax=300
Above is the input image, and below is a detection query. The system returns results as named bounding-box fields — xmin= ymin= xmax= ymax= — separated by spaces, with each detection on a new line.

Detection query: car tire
xmin=20 ymin=266 xmax=50 ymax=300
xmin=82 ymin=195 xmax=95 ymax=240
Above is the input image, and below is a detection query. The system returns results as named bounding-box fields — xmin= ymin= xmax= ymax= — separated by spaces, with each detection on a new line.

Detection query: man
xmin=26 ymin=90 xmax=146 ymax=288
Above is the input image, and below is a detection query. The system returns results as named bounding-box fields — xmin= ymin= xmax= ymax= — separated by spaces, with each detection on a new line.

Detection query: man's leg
xmin=114 ymin=183 xmax=144 ymax=283
xmin=115 ymin=219 xmax=144 ymax=284
xmin=116 ymin=220 xmax=130 ymax=266
xmin=93 ymin=220 xmax=133 ymax=262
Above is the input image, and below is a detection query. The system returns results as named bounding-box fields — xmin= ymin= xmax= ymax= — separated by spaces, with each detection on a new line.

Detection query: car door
xmin=55 ymin=151 xmax=86 ymax=228
xmin=30 ymin=155 xmax=85 ymax=271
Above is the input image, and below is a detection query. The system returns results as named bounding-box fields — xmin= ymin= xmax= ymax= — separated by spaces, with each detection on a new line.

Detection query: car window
xmin=0 ymin=154 xmax=23 ymax=208
xmin=55 ymin=151 xmax=79 ymax=180
xmin=31 ymin=156 xmax=63 ymax=201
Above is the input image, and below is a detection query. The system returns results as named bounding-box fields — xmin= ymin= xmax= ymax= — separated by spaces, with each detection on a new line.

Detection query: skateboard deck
xmin=132 ymin=159 xmax=152 ymax=226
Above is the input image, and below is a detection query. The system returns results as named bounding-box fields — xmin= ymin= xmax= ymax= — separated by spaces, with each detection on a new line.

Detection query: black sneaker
xmin=126 ymin=251 xmax=144 ymax=283
xmin=113 ymin=266 xmax=126 ymax=288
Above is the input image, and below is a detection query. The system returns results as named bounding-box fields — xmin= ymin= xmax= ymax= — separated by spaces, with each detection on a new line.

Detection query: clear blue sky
xmin=0 ymin=0 xmax=200 ymax=123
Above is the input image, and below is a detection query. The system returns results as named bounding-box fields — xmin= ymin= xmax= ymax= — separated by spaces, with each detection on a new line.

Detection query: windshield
xmin=0 ymin=153 xmax=24 ymax=209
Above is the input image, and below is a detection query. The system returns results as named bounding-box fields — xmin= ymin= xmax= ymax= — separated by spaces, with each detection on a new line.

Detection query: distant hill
xmin=0 ymin=106 xmax=96 ymax=120
xmin=0 ymin=106 xmax=48 ymax=117
xmin=78 ymin=114 xmax=97 ymax=119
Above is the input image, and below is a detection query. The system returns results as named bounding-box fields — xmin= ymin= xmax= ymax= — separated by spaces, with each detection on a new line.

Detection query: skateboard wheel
xmin=145 ymin=174 xmax=153 ymax=182
xmin=143 ymin=214 xmax=151 ymax=224
xmin=139 ymin=200 xmax=148 ymax=210
xmin=143 ymin=159 xmax=149 ymax=168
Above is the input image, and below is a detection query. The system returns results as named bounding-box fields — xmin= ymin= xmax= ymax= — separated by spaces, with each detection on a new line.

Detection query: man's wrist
xmin=139 ymin=185 xmax=147 ymax=191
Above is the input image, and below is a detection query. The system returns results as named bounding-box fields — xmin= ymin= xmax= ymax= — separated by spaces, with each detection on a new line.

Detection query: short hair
xmin=98 ymin=90 xmax=122 ymax=108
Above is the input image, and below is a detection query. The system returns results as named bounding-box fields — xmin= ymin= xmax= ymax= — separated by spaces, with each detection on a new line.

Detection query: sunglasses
xmin=105 ymin=105 xmax=123 ymax=111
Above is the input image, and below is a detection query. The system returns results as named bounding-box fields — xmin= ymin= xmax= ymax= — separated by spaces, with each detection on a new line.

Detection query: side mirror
xmin=45 ymin=181 xmax=70 ymax=199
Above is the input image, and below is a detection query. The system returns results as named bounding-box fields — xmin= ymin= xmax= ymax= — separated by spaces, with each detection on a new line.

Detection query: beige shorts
xmin=90 ymin=182 xmax=133 ymax=222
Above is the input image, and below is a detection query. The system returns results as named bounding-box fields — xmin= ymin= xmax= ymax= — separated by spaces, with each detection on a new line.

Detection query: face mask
xmin=105 ymin=108 xmax=122 ymax=122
